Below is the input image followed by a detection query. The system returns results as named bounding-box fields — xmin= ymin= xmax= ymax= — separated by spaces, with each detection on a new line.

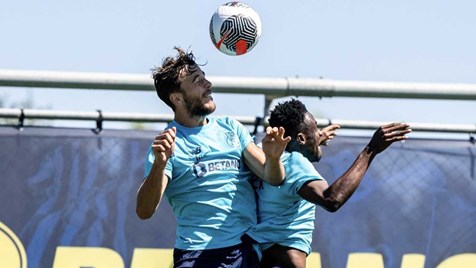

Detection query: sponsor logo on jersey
xmin=193 ymin=159 xmax=241 ymax=178
xmin=191 ymin=147 xmax=202 ymax=163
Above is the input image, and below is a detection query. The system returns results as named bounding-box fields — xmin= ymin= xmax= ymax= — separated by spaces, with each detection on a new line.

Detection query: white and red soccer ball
xmin=209 ymin=2 xmax=262 ymax=56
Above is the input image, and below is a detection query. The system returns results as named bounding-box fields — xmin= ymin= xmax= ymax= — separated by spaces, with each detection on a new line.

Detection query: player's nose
xmin=205 ymin=78 xmax=212 ymax=89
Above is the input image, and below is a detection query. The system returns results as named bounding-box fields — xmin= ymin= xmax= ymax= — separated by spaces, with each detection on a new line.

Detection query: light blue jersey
xmin=247 ymin=151 xmax=325 ymax=255
xmin=144 ymin=117 xmax=256 ymax=250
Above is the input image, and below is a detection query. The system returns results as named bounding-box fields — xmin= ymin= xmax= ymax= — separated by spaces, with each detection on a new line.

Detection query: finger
xmin=267 ymin=127 xmax=280 ymax=138
xmin=385 ymin=135 xmax=409 ymax=142
xmin=266 ymin=127 xmax=277 ymax=135
xmin=165 ymin=127 xmax=177 ymax=139
xmin=265 ymin=126 xmax=270 ymax=135
xmin=155 ymin=134 xmax=173 ymax=147
xmin=384 ymin=128 xmax=412 ymax=139
xmin=283 ymin=135 xmax=292 ymax=143
xmin=153 ymin=140 xmax=172 ymax=151
xmin=381 ymin=122 xmax=400 ymax=129
xmin=277 ymin=127 xmax=290 ymax=141
xmin=382 ymin=123 xmax=411 ymax=133
xmin=329 ymin=124 xmax=341 ymax=131
xmin=325 ymin=133 xmax=337 ymax=140
xmin=384 ymin=127 xmax=411 ymax=137
xmin=397 ymin=129 xmax=412 ymax=135
xmin=160 ymin=128 xmax=177 ymax=143
xmin=152 ymin=143 xmax=169 ymax=153
xmin=154 ymin=132 xmax=175 ymax=147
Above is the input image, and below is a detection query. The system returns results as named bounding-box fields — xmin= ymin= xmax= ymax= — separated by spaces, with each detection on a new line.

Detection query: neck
xmin=174 ymin=112 xmax=208 ymax=127
xmin=286 ymin=141 xmax=299 ymax=153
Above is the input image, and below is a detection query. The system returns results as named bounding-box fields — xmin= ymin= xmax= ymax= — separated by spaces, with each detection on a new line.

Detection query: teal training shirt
xmin=144 ymin=117 xmax=256 ymax=250
xmin=247 ymin=151 xmax=325 ymax=255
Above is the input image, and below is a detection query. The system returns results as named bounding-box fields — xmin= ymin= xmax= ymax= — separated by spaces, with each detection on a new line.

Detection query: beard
xmin=184 ymin=95 xmax=216 ymax=116
xmin=301 ymin=143 xmax=322 ymax=162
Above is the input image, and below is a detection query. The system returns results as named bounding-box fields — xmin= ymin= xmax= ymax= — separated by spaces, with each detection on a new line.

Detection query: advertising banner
xmin=0 ymin=126 xmax=474 ymax=267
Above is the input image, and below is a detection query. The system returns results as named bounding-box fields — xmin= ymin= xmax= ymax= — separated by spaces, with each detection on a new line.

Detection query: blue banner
xmin=0 ymin=126 xmax=475 ymax=267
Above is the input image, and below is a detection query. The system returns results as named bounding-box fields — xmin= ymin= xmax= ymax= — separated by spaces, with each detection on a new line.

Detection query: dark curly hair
xmin=151 ymin=47 xmax=198 ymax=111
xmin=268 ymin=99 xmax=308 ymax=141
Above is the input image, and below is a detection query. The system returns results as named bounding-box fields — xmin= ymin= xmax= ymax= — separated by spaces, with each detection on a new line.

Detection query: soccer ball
xmin=209 ymin=2 xmax=262 ymax=56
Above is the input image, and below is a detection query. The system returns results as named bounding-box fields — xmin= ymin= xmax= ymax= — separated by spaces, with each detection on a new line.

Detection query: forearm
xmin=324 ymin=146 xmax=376 ymax=208
xmin=263 ymin=156 xmax=285 ymax=186
xmin=136 ymin=162 xmax=168 ymax=219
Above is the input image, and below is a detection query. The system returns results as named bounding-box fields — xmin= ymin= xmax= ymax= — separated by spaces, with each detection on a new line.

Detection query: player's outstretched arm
xmin=136 ymin=127 xmax=176 ymax=219
xmin=244 ymin=126 xmax=291 ymax=186
xmin=299 ymin=122 xmax=411 ymax=212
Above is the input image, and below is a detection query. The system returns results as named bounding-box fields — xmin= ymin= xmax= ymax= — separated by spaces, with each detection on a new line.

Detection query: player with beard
xmin=246 ymin=99 xmax=411 ymax=268
xmin=136 ymin=47 xmax=290 ymax=268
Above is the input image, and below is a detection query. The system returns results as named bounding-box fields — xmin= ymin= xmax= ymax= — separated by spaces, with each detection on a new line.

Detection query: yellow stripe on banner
xmin=0 ymin=221 xmax=27 ymax=268
xmin=347 ymin=253 xmax=384 ymax=268
xmin=130 ymin=248 xmax=174 ymax=268
xmin=437 ymin=254 xmax=476 ymax=268
xmin=44 ymin=247 xmax=476 ymax=268
xmin=52 ymin=247 xmax=125 ymax=268
xmin=401 ymin=254 xmax=425 ymax=268
xmin=307 ymin=252 xmax=322 ymax=267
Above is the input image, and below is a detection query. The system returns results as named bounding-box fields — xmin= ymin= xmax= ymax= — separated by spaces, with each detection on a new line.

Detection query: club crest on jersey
xmin=225 ymin=132 xmax=240 ymax=147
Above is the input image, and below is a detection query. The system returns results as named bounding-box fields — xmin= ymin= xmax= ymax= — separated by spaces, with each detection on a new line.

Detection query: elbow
xmin=323 ymin=203 xmax=341 ymax=213
xmin=136 ymin=207 xmax=153 ymax=220
xmin=320 ymin=190 xmax=351 ymax=212
xmin=267 ymin=177 xmax=285 ymax=186
xmin=321 ymin=198 xmax=345 ymax=213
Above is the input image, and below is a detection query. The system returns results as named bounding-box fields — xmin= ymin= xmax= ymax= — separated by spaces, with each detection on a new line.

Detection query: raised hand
xmin=320 ymin=124 xmax=340 ymax=146
xmin=261 ymin=126 xmax=291 ymax=160
xmin=152 ymin=127 xmax=176 ymax=167
xmin=367 ymin=123 xmax=412 ymax=154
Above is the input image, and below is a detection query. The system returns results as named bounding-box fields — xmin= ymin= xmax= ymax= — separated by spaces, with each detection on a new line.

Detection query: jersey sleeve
xmin=144 ymin=146 xmax=153 ymax=178
xmin=143 ymin=146 xmax=172 ymax=180
xmin=229 ymin=117 xmax=253 ymax=151
xmin=283 ymin=152 xmax=325 ymax=196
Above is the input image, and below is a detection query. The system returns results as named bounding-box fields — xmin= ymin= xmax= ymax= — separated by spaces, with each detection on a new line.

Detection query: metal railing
xmin=1 ymin=69 xmax=475 ymax=136
xmin=1 ymin=108 xmax=475 ymax=136
xmin=2 ymin=69 xmax=476 ymax=100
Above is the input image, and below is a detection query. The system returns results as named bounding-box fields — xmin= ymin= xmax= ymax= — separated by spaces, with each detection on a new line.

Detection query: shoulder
xmin=215 ymin=116 xmax=240 ymax=126
xmin=286 ymin=151 xmax=308 ymax=163
xmin=214 ymin=116 xmax=247 ymax=132
xmin=285 ymin=152 xmax=320 ymax=175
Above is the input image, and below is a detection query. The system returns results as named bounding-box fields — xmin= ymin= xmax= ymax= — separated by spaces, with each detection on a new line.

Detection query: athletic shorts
xmin=173 ymin=242 xmax=259 ymax=268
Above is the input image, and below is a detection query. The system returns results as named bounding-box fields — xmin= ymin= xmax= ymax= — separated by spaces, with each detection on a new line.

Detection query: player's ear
xmin=170 ymin=92 xmax=183 ymax=106
xmin=297 ymin=132 xmax=306 ymax=145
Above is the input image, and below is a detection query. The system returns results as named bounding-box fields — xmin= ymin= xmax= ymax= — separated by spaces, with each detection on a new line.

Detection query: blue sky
xmin=1 ymin=0 xmax=475 ymax=137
